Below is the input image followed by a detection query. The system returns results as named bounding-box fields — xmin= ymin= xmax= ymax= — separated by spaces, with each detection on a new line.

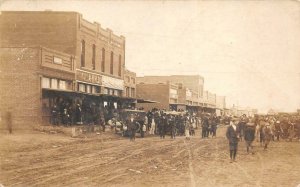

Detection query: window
xmin=126 ymin=87 xmax=130 ymax=97
xmin=81 ymin=40 xmax=85 ymax=67
xmin=118 ymin=55 xmax=122 ymax=76
xmin=42 ymin=77 xmax=50 ymax=88
xmin=92 ymin=86 xmax=100 ymax=94
xmin=131 ymin=88 xmax=135 ymax=97
xmin=86 ymin=85 xmax=91 ymax=93
xmin=59 ymin=80 xmax=66 ymax=90
xmin=78 ymin=83 xmax=85 ymax=92
xmin=51 ymin=79 xmax=58 ymax=89
xmin=104 ymin=88 xmax=108 ymax=94
xmin=101 ymin=48 xmax=105 ymax=72
xmin=92 ymin=44 xmax=96 ymax=70
xmin=110 ymin=51 xmax=114 ymax=74
xmin=126 ymin=76 xmax=130 ymax=83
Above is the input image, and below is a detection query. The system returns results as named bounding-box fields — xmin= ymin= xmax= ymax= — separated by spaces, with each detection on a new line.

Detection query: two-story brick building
xmin=0 ymin=11 xmax=136 ymax=128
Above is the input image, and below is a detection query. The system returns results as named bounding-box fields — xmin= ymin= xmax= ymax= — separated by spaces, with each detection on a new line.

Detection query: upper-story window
xmin=101 ymin=48 xmax=105 ymax=72
xmin=110 ymin=51 xmax=114 ymax=75
xmin=118 ymin=55 xmax=122 ymax=76
xmin=92 ymin=44 xmax=96 ymax=70
xmin=81 ymin=40 xmax=85 ymax=67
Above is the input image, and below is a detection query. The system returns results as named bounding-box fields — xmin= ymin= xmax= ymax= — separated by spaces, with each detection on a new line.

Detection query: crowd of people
xmin=225 ymin=114 xmax=300 ymax=163
xmin=50 ymin=102 xmax=300 ymax=162
xmin=50 ymin=103 xmax=222 ymax=140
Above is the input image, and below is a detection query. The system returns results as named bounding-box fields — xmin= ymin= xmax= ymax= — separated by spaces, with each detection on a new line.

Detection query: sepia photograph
xmin=0 ymin=0 xmax=300 ymax=186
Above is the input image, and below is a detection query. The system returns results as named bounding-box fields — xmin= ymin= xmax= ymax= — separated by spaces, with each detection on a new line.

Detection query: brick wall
xmin=136 ymin=83 xmax=170 ymax=111
xmin=0 ymin=47 xmax=41 ymax=130
xmin=0 ymin=11 xmax=78 ymax=55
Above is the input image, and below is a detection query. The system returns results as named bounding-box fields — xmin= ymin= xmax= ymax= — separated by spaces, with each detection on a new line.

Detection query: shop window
xmin=59 ymin=80 xmax=66 ymax=90
xmin=51 ymin=79 xmax=58 ymax=89
xmin=113 ymin=90 xmax=119 ymax=96
xmin=104 ymin=88 xmax=108 ymax=94
xmin=42 ymin=77 xmax=50 ymax=88
xmin=92 ymin=86 xmax=100 ymax=94
xmin=78 ymin=83 xmax=85 ymax=92
xmin=86 ymin=85 xmax=91 ymax=93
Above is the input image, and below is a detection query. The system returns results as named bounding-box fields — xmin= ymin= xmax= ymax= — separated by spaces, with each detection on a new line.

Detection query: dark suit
xmin=128 ymin=118 xmax=137 ymax=141
xmin=226 ymin=125 xmax=239 ymax=161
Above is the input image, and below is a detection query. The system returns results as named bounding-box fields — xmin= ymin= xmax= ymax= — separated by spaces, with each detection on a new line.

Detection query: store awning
xmin=136 ymin=98 xmax=159 ymax=103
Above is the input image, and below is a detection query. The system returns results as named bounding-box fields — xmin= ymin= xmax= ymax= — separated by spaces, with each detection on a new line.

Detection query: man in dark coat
xmin=170 ymin=115 xmax=176 ymax=139
xmin=127 ymin=114 xmax=137 ymax=141
xmin=159 ymin=114 xmax=168 ymax=139
xmin=244 ymin=122 xmax=256 ymax=154
xmin=75 ymin=103 xmax=82 ymax=125
xmin=202 ymin=116 xmax=209 ymax=138
xmin=226 ymin=119 xmax=239 ymax=162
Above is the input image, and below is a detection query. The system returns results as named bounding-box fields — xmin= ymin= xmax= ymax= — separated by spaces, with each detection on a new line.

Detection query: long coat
xmin=244 ymin=125 xmax=255 ymax=142
xmin=226 ymin=125 xmax=239 ymax=150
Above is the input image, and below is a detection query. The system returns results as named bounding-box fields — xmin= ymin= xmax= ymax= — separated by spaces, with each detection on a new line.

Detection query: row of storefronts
xmin=0 ymin=10 xmax=231 ymax=129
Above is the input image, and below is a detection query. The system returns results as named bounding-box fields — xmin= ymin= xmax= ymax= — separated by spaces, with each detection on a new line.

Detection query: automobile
xmin=118 ymin=109 xmax=147 ymax=136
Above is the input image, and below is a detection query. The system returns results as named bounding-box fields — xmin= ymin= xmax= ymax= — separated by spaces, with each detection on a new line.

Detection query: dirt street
xmin=0 ymin=126 xmax=299 ymax=187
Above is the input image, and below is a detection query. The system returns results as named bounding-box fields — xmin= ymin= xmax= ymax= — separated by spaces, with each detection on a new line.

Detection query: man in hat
xmin=127 ymin=114 xmax=137 ymax=141
xmin=226 ymin=118 xmax=239 ymax=162
xmin=202 ymin=114 xmax=209 ymax=138
xmin=263 ymin=122 xmax=272 ymax=150
xmin=244 ymin=121 xmax=256 ymax=154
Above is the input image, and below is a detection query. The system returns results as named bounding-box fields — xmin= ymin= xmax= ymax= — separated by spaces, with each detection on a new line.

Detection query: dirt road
xmin=1 ymin=126 xmax=299 ymax=187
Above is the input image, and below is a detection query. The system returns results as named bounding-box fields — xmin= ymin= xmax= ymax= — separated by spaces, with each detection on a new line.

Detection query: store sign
xmin=76 ymin=69 xmax=102 ymax=85
xmin=53 ymin=56 xmax=62 ymax=64
xmin=102 ymin=75 xmax=124 ymax=90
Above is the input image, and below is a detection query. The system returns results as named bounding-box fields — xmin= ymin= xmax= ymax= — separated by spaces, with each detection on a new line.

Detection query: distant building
xmin=136 ymin=82 xmax=181 ymax=112
xmin=137 ymin=75 xmax=211 ymax=112
xmin=216 ymin=96 xmax=226 ymax=116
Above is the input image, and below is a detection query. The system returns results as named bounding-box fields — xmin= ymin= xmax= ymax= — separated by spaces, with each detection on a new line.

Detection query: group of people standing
xmin=226 ymin=114 xmax=300 ymax=163
xmin=119 ymin=109 xmax=223 ymax=141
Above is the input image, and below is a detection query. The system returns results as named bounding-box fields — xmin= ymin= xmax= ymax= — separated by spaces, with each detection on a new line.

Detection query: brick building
xmin=0 ymin=47 xmax=75 ymax=129
xmin=136 ymin=75 xmax=206 ymax=113
xmin=136 ymin=82 xmax=180 ymax=112
xmin=0 ymin=11 xmax=136 ymax=128
xmin=123 ymin=69 xmax=137 ymax=109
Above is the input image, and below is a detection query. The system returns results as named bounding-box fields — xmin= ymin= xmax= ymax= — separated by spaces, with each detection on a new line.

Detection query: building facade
xmin=0 ymin=11 xmax=136 ymax=128
xmin=0 ymin=47 xmax=75 ymax=129
xmin=136 ymin=82 xmax=179 ymax=111
xmin=136 ymin=75 xmax=218 ymax=113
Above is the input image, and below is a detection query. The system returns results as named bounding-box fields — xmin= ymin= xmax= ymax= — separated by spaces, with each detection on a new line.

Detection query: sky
xmin=1 ymin=0 xmax=300 ymax=113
